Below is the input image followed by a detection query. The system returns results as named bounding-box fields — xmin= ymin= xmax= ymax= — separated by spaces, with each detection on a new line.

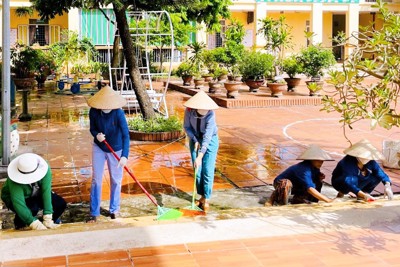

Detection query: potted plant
xmin=239 ymin=50 xmax=274 ymax=92
xmin=297 ymin=41 xmax=336 ymax=94
xmin=11 ymin=42 xmax=40 ymax=89
xmin=281 ymin=55 xmax=303 ymax=92
xmin=35 ymin=50 xmax=56 ymax=88
xmin=267 ymin=76 xmax=287 ymax=97
xmin=127 ymin=114 xmax=184 ymax=141
xmin=213 ymin=20 xmax=245 ymax=91
xmin=176 ymin=61 xmax=196 ymax=86
xmin=258 ymin=16 xmax=293 ymax=77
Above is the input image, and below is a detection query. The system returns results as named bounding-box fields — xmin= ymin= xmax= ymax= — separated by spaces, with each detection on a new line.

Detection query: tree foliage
xmin=321 ymin=0 xmax=400 ymax=141
xmin=30 ymin=0 xmax=231 ymax=119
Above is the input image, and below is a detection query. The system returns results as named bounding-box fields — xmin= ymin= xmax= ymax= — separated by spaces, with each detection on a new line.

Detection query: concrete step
xmin=2 ymin=197 xmax=400 ymax=262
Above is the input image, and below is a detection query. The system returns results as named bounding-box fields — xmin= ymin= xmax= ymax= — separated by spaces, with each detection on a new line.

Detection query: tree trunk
xmin=111 ymin=30 xmax=120 ymax=91
xmin=113 ymin=4 xmax=156 ymax=119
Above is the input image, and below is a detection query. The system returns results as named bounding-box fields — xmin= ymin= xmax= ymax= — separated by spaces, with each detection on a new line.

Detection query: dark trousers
xmin=7 ymin=192 xmax=66 ymax=229
xmin=292 ymin=178 xmax=323 ymax=204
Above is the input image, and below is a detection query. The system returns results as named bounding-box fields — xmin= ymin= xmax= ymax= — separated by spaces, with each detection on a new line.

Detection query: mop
xmin=103 ymin=140 xmax=182 ymax=221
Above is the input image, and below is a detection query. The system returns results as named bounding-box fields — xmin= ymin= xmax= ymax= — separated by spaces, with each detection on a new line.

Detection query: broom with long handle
xmin=102 ymin=139 xmax=182 ymax=221
xmin=180 ymin=149 xmax=206 ymax=216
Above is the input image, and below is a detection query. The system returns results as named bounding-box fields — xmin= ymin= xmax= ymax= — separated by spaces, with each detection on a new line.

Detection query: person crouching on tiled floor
xmin=266 ymin=144 xmax=335 ymax=206
xmin=1 ymin=153 xmax=66 ymax=230
xmin=331 ymin=139 xmax=394 ymax=202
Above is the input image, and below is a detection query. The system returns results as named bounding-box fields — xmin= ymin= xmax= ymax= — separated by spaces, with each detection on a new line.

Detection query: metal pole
xmin=2 ymin=0 xmax=11 ymax=165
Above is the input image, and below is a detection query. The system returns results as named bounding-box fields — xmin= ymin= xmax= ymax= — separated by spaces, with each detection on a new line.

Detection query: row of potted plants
xmin=176 ymin=43 xmax=336 ymax=96
xmin=10 ymin=30 xmax=109 ymax=90
xmin=175 ymin=16 xmax=336 ymax=98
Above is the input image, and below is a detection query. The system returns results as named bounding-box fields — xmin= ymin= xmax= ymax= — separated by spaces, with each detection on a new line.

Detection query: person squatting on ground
xmin=87 ymin=85 xmax=130 ymax=222
xmin=332 ymin=139 xmax=393 ymax=202
xmin=1 ymin=153 xmax=66 ymax=230
xmin=266 ymin=144 xmax=335 ymax=206
xmin=184 ymin=91 xmax=219 ymax=212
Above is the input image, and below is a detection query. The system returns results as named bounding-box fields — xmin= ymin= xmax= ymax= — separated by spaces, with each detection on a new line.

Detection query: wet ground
xmin=1 ymin=79 xmax=400 ymax=229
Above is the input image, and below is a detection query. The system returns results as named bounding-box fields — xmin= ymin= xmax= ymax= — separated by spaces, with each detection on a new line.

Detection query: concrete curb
xmin=1 ymin=198 xmax=400 ymax=262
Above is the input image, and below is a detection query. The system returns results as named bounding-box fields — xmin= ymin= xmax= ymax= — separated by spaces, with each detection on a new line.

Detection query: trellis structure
xmin=106 ymin=10 xmax=174 ymax=117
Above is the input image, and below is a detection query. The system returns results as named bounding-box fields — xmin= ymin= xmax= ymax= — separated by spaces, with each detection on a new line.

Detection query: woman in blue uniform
xmin=267 ymin=144 xmax=335 ymax=205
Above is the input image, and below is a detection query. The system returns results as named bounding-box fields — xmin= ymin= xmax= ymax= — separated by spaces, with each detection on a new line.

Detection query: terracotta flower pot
xmin=13 ymin=78 xmax=35 ymax=89
xmin=182 ymin=75 xmax=193 ymax=86
xmin=245 ymin=79 xmax=264 ymax=92
xmin=267 ymin=82 xmax=287 ymax=97
xmin=284 ymin=77 xmax=301 ymax=92
xmin=208 ymin=81 xmax=222 ymax=93
xmin=224 ymin=82 xmax=242 ymax=99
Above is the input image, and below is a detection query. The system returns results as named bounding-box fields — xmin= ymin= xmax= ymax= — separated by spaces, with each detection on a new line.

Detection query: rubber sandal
xmin=85 ymin=216 xmax=97 ymax=223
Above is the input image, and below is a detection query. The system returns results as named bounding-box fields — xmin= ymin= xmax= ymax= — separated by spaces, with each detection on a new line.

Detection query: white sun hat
xmin=8 ymin=153 xmax=49 ymax=184
xmin=296 ymin=144 xmax=334 ymax=161
xmin=183 ymin=91 xmax=219 ymax=110
xmin=87 ymin=85 xmax=127 ymax=109
xmin=343 ymin=139 xmax=385 ymax=161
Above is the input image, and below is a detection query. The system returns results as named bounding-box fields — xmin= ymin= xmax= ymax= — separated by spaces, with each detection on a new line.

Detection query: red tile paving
xmin=3 ymin=79 xmax=400 ymax=266
xmin=3 ymin=227 xmax=400 ymax=266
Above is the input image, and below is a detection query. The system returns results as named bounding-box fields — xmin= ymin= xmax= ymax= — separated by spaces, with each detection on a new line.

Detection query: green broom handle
xmin=102 ymin=140 xmax=158 ymax=207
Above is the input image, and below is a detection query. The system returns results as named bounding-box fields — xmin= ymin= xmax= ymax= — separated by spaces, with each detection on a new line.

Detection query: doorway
xmin=332 ymin=14 xmax=345 ymax=62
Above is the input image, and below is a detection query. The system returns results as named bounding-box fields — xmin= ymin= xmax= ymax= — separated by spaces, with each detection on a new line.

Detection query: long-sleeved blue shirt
xmin=184 ymin=108 xmax=218 ymax=154
xmin=274 ymin=160 xmax=320 ymax=195
xmin=89 ymin=108 xmax=130 ymax=158
xmin=331 ymin=155 xmax=390 ymax=194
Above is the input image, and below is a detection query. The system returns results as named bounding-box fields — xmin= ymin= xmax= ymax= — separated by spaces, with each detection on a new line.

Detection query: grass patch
xmin=127 ymin=115 xmax=183 ymax=133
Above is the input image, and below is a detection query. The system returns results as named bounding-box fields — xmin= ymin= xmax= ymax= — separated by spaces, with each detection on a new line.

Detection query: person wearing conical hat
xmin=332 ymin=139 xmax=393 ymax=202
xmin=86 ymin=86 xmax=130 ymax=222
xmin=266 ymin=144 xmax=335 ymax=206
xmin=1 ymin=153 xmax=66 ymax=230
xmin=183 ymin=91 xmax=219 ymax=212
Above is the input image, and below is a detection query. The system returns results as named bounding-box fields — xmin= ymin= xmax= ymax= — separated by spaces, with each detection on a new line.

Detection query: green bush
xmin=282 ymin=55 xmax=303 ymax=78
xmin=239 ymin=51 xmax=275 ymax=80
xmin=298 ymin=44 xmax=336 ymax=79
xmin=127 ymin=115 xmax=183 ymax=133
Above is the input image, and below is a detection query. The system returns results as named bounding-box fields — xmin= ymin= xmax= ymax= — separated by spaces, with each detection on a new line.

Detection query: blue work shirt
xmin=184 ymin=108 xmax=218 ymax=155
xmin=274 ymin=160 xmax=320 ymax=195
xmin=89 ymin=108 xmax=130 ymax=158
xmin=331 ymin=155 xmax=390 ymax=195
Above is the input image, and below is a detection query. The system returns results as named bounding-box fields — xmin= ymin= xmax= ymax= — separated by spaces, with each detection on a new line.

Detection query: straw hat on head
xmin=296 ymin=144 xmax=334 ymax=161
xmin=87 ymin=85 xmax=127 ymax=109
xmin=343 ymin=139 xmax=385 ymax=161
xmin=183 ymin=91 xmax=219 ymax=110
xmin=8 ymin=153 xmax=48 ymax=184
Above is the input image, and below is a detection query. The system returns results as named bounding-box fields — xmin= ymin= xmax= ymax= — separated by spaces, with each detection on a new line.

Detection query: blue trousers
xmin=190 ymin=135 xmax=219 ymax=199
xmin=333 ymin=175 xmax=381 ymax=195
xmin=90 ymin=143 xmax=123 ymax=216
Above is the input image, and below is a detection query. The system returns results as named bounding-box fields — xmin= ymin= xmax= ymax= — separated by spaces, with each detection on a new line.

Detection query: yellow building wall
xmin=322 ymin=12 xmax=333 ymax=48
xmin=10 ymin=9 xmax=68 ymax=29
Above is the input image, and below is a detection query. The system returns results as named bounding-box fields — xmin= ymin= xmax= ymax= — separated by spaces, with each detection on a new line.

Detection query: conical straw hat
xmin=343 ymin=139 xmax=384 ymax=160
xmin=184 ymin=91 xmax=219 ymax=110
xmin=87 ymin=85 xmax=127 ymax=109
xmin=296 ymin=144 xmax=334 ymax=161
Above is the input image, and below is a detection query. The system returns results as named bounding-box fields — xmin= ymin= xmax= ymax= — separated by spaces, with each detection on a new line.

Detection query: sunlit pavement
xmin=2 ymin=79 xmax=400 ymax=266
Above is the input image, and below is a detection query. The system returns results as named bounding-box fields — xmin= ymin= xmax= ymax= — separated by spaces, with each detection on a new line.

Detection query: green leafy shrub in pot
xmin=239 ymin=51 xmax=274 ymax=81
xmin=127 ymin=115 xmax=183 ymax=133
xmin=297 ymin=44 xmax=336 ymax=80
xmin=176 ymin=61 xmax=196 ymax=77
xmin=282 ymin=55 xmax=303 ymax=78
